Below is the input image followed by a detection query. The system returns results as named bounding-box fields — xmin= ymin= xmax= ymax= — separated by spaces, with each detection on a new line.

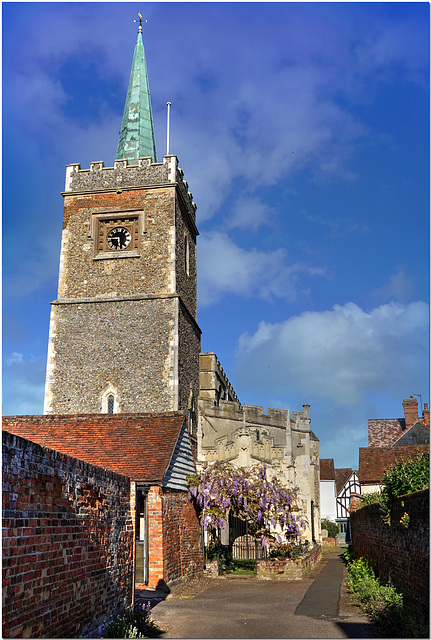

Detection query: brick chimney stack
xmin=403 ymin=397 xmax=419 ymax=429
xmin=423 ymin=402 xmax=429 ymax=427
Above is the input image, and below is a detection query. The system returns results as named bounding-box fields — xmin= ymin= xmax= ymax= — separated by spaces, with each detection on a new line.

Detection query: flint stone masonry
xmin=45 ymin=153 xmax=200 ymax=415
xmin=46 ymin=298 xmax=176 ymax=414
xmin=2 ymin=430 xmax=133 ymax=639
xmin=65 ymin=156 xmax=197 ymax=225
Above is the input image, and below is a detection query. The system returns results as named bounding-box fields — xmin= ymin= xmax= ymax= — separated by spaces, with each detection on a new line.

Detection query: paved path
xmin=139 ymin=550 xmax=374 ymax=638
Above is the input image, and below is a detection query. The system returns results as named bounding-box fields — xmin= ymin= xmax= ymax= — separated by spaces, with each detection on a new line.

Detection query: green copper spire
xmin=116 ymin=22 xmax=157 ymax=164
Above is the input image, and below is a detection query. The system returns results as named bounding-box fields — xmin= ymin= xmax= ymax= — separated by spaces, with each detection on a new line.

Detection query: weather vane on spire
xmin=134 ymin=12 xmax=147 ymax=32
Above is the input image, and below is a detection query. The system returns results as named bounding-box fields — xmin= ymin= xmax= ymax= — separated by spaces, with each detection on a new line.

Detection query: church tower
xmin=44 ymin=23 xmax=201 ymax=416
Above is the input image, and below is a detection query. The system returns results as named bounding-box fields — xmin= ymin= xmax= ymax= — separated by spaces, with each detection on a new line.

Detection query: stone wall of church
xmin=197 ymin=397 xmax=321 ymax=544
xmin=178 ymin=302 xmax=201 ymax=418
xmin=175 ymin=197 xmax=197 ymax=319
xmin=59 ymin=185 xmax=176 ymax=300
xmin=45 ymin=298 xmax=177 ymax=414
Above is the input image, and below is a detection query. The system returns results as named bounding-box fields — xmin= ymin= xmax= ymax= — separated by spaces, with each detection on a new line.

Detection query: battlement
xmin=199 ymin=352 xmax=241 ymax=405
xmin=63 ymin=154 xmax=197 ymax=222
xmin=199 ymin=397 xmax=311 ymax=431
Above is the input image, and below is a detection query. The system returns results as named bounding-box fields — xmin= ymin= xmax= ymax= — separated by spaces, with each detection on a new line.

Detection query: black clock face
xmin=107 ymin=226 xmax=132 ymax=250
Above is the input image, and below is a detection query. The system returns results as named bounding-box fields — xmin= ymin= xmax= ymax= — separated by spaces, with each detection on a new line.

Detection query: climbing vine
xmin=187 ymin=462 xmax=306 ymax=547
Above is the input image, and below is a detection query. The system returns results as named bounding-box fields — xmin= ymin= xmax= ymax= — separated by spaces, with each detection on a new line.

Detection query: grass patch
xmin=224 ymin=558 xmax=256 ymax=575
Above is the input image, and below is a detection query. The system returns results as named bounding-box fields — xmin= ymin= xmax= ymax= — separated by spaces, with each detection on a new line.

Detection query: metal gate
xmin=229 ymin=513 xmax=266 ymax=559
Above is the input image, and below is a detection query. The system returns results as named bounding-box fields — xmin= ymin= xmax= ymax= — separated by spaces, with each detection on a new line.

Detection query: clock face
xmin=106 ymin=226 xmax=132 ymax=251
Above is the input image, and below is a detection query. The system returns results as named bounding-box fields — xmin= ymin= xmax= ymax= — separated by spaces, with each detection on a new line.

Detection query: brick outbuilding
xmin=3 ymin=412 xmax=203 ymax=590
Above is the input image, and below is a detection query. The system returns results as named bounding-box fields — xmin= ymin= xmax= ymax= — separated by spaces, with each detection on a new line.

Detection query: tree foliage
xmin=380 ymin=452 xmax=429 ymax=524
xmin=187 ymin=462 xmax=306 ymax=548
xmin=321 ymin=518 xmax=339 ymax=538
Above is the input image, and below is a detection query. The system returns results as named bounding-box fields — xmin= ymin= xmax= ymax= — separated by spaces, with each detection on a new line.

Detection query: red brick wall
xmin=147 ymin=486 xmax=164 ymax=588
xmin=403 ymin=397 xmax=418 ymax=428
xmin=134 ymin=486 xmax=203 ymax=590
xmin=2 ymin=431 xmax=134 ymax=639
xmin=162 ymin=489 xmax=203 ymax=587
xmin=350 ymin=489 xmax=429 ymax=614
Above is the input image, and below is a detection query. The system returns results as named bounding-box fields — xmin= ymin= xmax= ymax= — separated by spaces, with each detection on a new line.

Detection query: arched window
xmin=102 ymin=387 xmax=118 ymax=414
xmin=107 ymin=394 xmax=115 ymax=414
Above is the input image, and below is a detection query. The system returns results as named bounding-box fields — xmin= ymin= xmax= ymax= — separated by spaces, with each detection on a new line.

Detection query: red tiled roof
xmin=358 ymin=445 xmax=429 ymax=485
xmin=2 ymin=413 xmax=189 ymax=483
xmin=320 ymin=459 xmax=335 ymax=480
xmin=334 ymin=468 xmax=353 ymax=495
xmin=368 ymin=418 xmax=406 ymax=447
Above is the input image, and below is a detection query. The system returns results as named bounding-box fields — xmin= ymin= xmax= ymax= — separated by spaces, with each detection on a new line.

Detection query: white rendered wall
xmin=320 ymin=480 xmax=337 ymax=522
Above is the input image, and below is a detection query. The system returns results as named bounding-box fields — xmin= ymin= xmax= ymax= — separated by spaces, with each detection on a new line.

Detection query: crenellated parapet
xmin=199 ymin=396 xmax=311 ymax=432
xmin=199 ymin=353 xmax=241 ymax=405
xmin=63 ymin=154 xmax=197 ymax=224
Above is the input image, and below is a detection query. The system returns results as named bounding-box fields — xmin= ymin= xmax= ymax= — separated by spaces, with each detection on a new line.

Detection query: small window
xmin=184 ymin=235 xmax=190 ymax=276
xmin=107 ymin=394 xmax=115 ymax=414
xmin=102 ymin=387 xmax=118 ymax=413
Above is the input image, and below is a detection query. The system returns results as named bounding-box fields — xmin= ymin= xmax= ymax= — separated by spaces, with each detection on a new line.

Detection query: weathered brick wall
xmin=256 ymin=543 xmax=321 ymax=580
xmin=2 ymin=431 xmax=134 ymax=639
xmin=350 ymin=489 xmax=429 ymax=613
xmin=162 ymin=489 xmax=203 ymax=586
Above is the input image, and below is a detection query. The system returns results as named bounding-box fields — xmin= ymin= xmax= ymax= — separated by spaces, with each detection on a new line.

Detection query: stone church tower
xmin=44 ymin=25 xmax=201 ymax=416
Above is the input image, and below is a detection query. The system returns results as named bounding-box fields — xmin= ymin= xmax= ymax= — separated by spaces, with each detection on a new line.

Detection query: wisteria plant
xmin=187 ymin=462 xmax=306 ymax=548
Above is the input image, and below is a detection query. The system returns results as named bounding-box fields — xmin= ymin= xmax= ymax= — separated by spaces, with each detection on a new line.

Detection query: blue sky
xmin=2 ymin=2 xmax=429 ymax=469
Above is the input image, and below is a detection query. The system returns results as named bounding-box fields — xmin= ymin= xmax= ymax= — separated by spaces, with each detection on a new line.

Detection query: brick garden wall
xmin=256 ymin=543 xmax=321 ymax=581
xmin=162 ymin=488 xmax=203 ymax=586
xmin=2 ymin=431 xmax=134 ymax=639
xmin=134 ymin=486 xmax=203 ymax=590
xmin=350 ymin=488 xmax=429 ymax=614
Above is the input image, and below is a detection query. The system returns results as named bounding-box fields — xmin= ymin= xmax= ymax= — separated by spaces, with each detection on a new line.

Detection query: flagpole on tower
xmin=166 ymin=102 xmax=171 ymax=155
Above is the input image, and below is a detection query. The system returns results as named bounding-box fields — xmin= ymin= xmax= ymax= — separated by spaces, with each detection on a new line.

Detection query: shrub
xmin=343 ymin=546 xmax=428 ymax=638
xmin=359 ymin=491 xmax=381 ymax=506
xmin=100 ymin=601 xmax=159 ymax=639
xmin=269 ymin=540 xmax=309 ymax=559
xmin=380 ymin=452 xmax=429 ymax=525
xmin=205 ymin=542 xmax=232 ymax=572
xmin=320 ymin=518 xmax=339 ymax=538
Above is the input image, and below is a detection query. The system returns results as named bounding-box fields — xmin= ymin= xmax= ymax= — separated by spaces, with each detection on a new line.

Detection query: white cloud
xmin=300 ymin=209 xmax=369 ymax=238
xmin=198 ymin=231 xmax=325 ymax=306
xmin=225 ymin=197 xmax=277 ymax=232
xmin=235 ymin=301 xmax=429 ymax=406
xmin=370 ymin=267 xmax=416 ymax=304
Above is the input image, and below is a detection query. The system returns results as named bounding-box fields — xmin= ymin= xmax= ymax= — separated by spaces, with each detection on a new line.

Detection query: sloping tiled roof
xmin=320 ymin=458 xmax=335 ymax=480
xmin=368 ymin=418 xmax=406 ymax=447
xmin=334 ymin=468 xmax=353 ymax=495
xmin=392 ymin=422 xmax=430 ymax=447
xmin=359 ymin=445 xmax=429 ymax=485
xmin=2 ymin=413 xmax=191 ymax=483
